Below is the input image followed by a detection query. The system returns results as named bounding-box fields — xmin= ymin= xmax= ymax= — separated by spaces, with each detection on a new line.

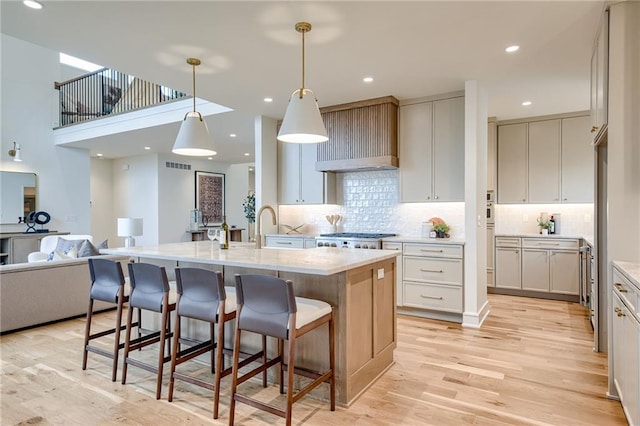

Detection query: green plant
xmin=432 ymin=222 xmax=450 ymax=233
xmin=537 ymin=219 xmax=552 ymax=230
xmin=243 ymin=193 xmax=255 ymax=223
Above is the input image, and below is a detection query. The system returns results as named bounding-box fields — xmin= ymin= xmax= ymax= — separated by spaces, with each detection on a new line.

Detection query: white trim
xmin=462 ymin=300 xmax=490 ymax=328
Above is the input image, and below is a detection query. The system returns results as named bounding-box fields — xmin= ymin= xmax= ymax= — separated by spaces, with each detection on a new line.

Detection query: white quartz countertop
xmin=102 ymin=241 xmax=399 ymax=276
xmin=382 ymin=236 xmax=466 ymax=245
xmin=613 ymin=261 xmax=640 ymax=288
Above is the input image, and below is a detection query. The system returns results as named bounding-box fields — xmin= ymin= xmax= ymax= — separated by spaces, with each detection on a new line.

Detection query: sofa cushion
xmin=77 ymin=239 xmax=108 ymax=258
xmin=52 ymin=245 xmax=79 ymax=261
xmin=47 ymin=238 xmax=85 ymax=261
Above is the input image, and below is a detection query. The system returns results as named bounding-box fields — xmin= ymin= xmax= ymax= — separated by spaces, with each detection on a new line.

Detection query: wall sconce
xmin=117 ymin=217 xmax=143 ymax=248
xmin=8 ymin=142 xmax=22 ymax=162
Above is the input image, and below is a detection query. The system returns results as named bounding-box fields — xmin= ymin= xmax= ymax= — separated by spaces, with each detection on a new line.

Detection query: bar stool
xmin=167 ymin=268 xmax=244 ymax=419
xmin=121 ymin=262 xmax=176 ymax=399
xmin=82 ymin=258 xmax=138 ymax=382
xmin=229 ymin=274 xmax=335 ymax=426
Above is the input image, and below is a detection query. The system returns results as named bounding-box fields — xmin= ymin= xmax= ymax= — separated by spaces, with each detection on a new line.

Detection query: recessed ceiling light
xmin=144 ymin=146 xmax=150 ymax=150
xmin=363 ymin=77 xmax=374 ymax=83
xmin=264 ymin=97 xmax=273 ymax=103
xmin=244 ymin=152 xmax=250 ymax=156
xmin=23 ymin=0 xmax=43 ymax=10
xmin=230 ymin=133 xmax=237 ymax=138
xmin=505 ymin=45 xmax=520 ymax=53
xmin=207 ymin=157 xmax=213 ymax=160
xmin=96 ymin=153 xmax=103 ymax=157
xmin=249 ymin=168 xmax=254 ymax=171
xmin=522 ymin=100 xmax=532 ymax=106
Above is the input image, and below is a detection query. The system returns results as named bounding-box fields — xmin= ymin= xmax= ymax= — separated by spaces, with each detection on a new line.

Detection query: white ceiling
xmin=1 ymin=0 xmax=604 ymax=163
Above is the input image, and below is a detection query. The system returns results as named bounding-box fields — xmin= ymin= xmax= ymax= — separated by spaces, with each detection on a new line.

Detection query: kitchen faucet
xmin=255 ymin=205 xmax=277 ymax=249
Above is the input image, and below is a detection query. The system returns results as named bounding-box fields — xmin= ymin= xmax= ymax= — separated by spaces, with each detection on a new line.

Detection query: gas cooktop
xmin=318 ymin=233 xmax=396 ymax=239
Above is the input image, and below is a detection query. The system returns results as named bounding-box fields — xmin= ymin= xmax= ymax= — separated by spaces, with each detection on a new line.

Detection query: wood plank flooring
xmin=0 ymin=294 xmax=626 ymax=425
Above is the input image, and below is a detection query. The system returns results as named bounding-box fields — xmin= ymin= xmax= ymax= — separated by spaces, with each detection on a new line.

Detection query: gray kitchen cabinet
xmin=590 ymin=10 xmax=608 ymax=142
xmin=495 ymin=240 xmax=522 ymax=290
xmin=549 ymin=249 xmax=580 ymax=294
xmin=528 ymin=120 xmax=561 ymax=203
xmin=399 ymin=96 xmax=464 ymax=202
xmin=561 ymin=115 xmax=594 ymax=202
xmin=278 ymin=142 xmax=335 ymax=205
xmin=382 ymin=241 xmax=403 ymax=307
xmin=611 ymin=263 xmax=640 ymax=426
xmin=497 ymin=115 xmax=592 ymax=204
xmin=487 ymin=225 xmax=495 ymax=287
xmin=497 ymin=123 xmax=528 ymax=203
xmin=522 ymin=249 xmax=550 ymax=291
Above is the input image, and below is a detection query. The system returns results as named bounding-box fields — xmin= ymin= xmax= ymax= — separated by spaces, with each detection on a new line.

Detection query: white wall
xmin=90 ymin=157 xmax=115 ymax=244
xmin=1 ymin=34 xmax=91 ymax=235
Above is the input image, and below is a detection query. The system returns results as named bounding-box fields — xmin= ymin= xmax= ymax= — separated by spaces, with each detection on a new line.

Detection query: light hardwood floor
xmin=1 ymin=294 xmax=626 ymax=425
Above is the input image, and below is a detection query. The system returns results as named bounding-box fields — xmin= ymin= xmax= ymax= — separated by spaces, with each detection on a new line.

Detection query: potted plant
xmin=243 ymin=193 xmax=256 ymax=241
xmin=429 ymin=217 xmax=450 ymax=238
xmin=537 ymin=219 xmax=552 ymax=235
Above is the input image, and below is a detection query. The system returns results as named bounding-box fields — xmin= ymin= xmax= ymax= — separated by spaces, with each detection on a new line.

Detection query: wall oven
xmin=487 ymin=191 xmax=494 ymax=224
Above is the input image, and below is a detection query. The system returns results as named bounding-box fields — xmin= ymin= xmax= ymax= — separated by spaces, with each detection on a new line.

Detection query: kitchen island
xmin=103 ymin=241 xmax=399 ymax=406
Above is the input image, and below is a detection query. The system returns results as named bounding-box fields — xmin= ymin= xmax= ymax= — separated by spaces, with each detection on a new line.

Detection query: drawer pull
xmin=614 ymin=283 xmax=628 ymax=293
xmin=276 ymin=241 xmax=293 ymax=245
xmin=420 ymin=268 xmax=443 ymax=273
xmin=538 ymin=243 xmax=561 ymax=246
xmin=420 ymin=249 xmax=444 ymax=253
xmin=614 ymin=307 xmax=625 ymax=317
xmin=420 ymin=294 xmax=444 ymax=300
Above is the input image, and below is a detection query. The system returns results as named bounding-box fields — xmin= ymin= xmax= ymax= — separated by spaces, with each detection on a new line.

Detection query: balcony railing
xmin=55 ymin=68 xmax=188 ymax=127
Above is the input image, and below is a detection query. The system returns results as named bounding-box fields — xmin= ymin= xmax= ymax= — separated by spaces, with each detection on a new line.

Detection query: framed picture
xmin=195 ymin=171 xmax=225 ymax=226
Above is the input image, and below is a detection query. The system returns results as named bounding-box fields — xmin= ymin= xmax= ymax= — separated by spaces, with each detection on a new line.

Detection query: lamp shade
xmin=172 ymin=112 xmax=217 ymax=156
xmin=117 ymin=218 xmax=143 ymax=237
xmin=277 ymin=89 xmax=328 ymax=143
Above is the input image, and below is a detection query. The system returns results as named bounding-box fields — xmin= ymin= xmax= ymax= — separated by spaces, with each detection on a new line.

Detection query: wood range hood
xmin=316 ymin=96 xmax=399 ymax=172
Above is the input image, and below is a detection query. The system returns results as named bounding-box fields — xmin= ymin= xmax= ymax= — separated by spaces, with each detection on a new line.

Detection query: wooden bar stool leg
xmin=285 ymin=332 xmax=297 ymax=426
xmin=168 ymin=314 xmax=181 ymax=402
xmin=213 ymin=317 xmax=225 ymax=419
xmin=156 ymin=303 xmax=169 ymax=400
xmin=262 ymin=335 xmax=268 ymax=387
xmin=329 ymin=314 xmax=336 ymax=411
xmin=82 ymin=298 xmax=94 ymax=371
xmin=111 ymin=295 xmax=124 ymax=382
xmin=229 ymin=327 xmax=242 ymax=426
xmin=278 ymin=338 xmax=285 ymax=394
xmin=121 ymin=301 xmax=135 ymax=385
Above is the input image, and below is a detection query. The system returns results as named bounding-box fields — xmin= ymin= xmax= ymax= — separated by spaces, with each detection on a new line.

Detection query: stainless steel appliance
xmin=316 ymin=232 xmax=396 ymax=249
xmin=486 ymin=191 xmax=494 ymax=224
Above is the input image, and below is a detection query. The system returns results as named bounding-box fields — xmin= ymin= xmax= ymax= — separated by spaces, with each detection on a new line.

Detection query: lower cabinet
xmin=397 ymin=241 xmax=464 ymax=323
xmin=612 ymin=264 xmax=640 ymax=426
xmin=264 ymin=235 xmax=317 ymax=249
xmin=494 ymin=236 xmax=579 ymax=300
xmin=0 ymin=232 xmax=66 ymax=264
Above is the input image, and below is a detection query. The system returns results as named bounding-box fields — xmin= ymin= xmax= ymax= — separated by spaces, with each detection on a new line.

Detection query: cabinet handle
xmin=420 ymin=249 xmax=444 ymax=253
xmin=522 ymin=198 xmax=526 ymax=202
xmin=563 ymin=198 xmax=568 ymax=201
xmin=614 ymin=307 xmax=625 ymax=317
xmin=591 ymin=126 xmax=599 ymax=133
xmin=614 ymin=283 xmax=628 ymax=293
xmin=276 ymin=241 xmax=293 ymax=245
xmin=420 ymin=268 xmax=443 ymax=273
xmin=434 ymin=195 xmax=439 ymax=200
xmin=426 ymin=196 xmax=431 ymax=200
xmin=420 ymin=294 xmax=444 ymax=300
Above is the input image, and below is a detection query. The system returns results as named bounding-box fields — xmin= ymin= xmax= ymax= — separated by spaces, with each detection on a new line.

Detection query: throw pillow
xmin=47 ymin=238 xmax=84 ymax=261
xmin=77 ymin=240 xmax=99 ymax=257
xmin=52 ymin=245 xmax=79 ymax=261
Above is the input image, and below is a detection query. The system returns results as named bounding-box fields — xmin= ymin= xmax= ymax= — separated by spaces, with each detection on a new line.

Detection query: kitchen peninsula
xmin=102 ymin=241 xmax=398 ymax=406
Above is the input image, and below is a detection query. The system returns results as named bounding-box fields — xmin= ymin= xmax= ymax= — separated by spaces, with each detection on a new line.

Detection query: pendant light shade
xmin=277 ymin=22 xmax=328 ymax=144
xmin=173 ymin=58 xmax=216 ymax=156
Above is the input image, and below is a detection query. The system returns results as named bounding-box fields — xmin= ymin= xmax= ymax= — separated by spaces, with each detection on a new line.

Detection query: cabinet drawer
xmin=522 ymin=238 xmax=579 ymax=250
xmin=382 ymin=242 xmax=403 ymax=251
xmin=265 ymin=236 xmax=304 ymax=248
xmin=495 ymin=237 xmax=520 ymax=248
xmin=403 ymin=282 xmax=462 ymax=313
xmin=403 ymin=243 xmax=462 ymax=258
xmin=404 ymin=257 xmax=462 ymax=286
xmin=614 ymin=268 xmax=640 ymax=318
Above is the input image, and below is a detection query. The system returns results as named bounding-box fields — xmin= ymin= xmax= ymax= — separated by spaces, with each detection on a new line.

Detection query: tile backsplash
xmin=278 ymin=170 xmax=465 ymax=238
xmin=495 ymin=203 xmax=594 ymax=238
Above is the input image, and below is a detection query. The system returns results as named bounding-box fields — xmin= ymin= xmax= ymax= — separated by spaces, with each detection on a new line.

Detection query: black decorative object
xmin=25 ymin=211 xmax=51 ymax=233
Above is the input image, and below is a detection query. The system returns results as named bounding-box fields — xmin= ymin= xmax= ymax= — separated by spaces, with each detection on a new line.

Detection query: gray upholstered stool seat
xmin=121 ymin=262 xmax=176 ymax=399
xmin=229 ymin=274 xmax=335 ymax=426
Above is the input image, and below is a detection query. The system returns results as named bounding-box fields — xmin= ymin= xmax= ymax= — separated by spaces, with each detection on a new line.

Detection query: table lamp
xmin=117 ymin=218 xmax=143 ymax=248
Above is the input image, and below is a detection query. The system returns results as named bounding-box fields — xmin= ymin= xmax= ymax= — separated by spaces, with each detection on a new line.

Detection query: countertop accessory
xmin=429 ymin=217 xmax=450 ymax=238
xmin=277 ymin=22 xmax=328 ymax=144
xmin=281 ymin=224 xmax=305 ymax=234
xmin=172 ymin=58 xmax=216 ymax=156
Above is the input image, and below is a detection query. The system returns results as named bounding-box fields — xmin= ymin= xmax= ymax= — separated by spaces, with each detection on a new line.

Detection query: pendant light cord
xmin=300 ymin=28 xmax=305 ymax=98
xmin=192 ymin=63 xmax=197 ymax=112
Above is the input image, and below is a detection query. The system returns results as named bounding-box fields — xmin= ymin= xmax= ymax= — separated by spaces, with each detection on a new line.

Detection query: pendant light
xmin=277 ymin=22 xmax=328 ymax=144
xmin=172 ymin=58 xmax=217 ymax=156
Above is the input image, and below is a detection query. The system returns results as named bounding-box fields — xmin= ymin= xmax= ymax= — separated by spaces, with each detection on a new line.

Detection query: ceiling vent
xmin=315 ymin=96 xmax=399 ymax=172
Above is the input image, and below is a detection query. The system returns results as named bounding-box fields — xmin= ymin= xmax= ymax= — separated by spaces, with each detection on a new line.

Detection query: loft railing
xmin=54 ymin=68 xmax=188 ymax=127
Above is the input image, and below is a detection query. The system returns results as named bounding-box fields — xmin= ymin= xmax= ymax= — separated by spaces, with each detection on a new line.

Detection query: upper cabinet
xmin=487 ymin=120 xmax=497 ymax=192
xmin=399 ymin=96 xmax=465 ymax=202
xmin=278 ymin=142 xmax=336 ymax=205
xmin=497 ymin=115 xmax=593 ymax=204
xmin=590 ymin=10 xmax=609 ymax=142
